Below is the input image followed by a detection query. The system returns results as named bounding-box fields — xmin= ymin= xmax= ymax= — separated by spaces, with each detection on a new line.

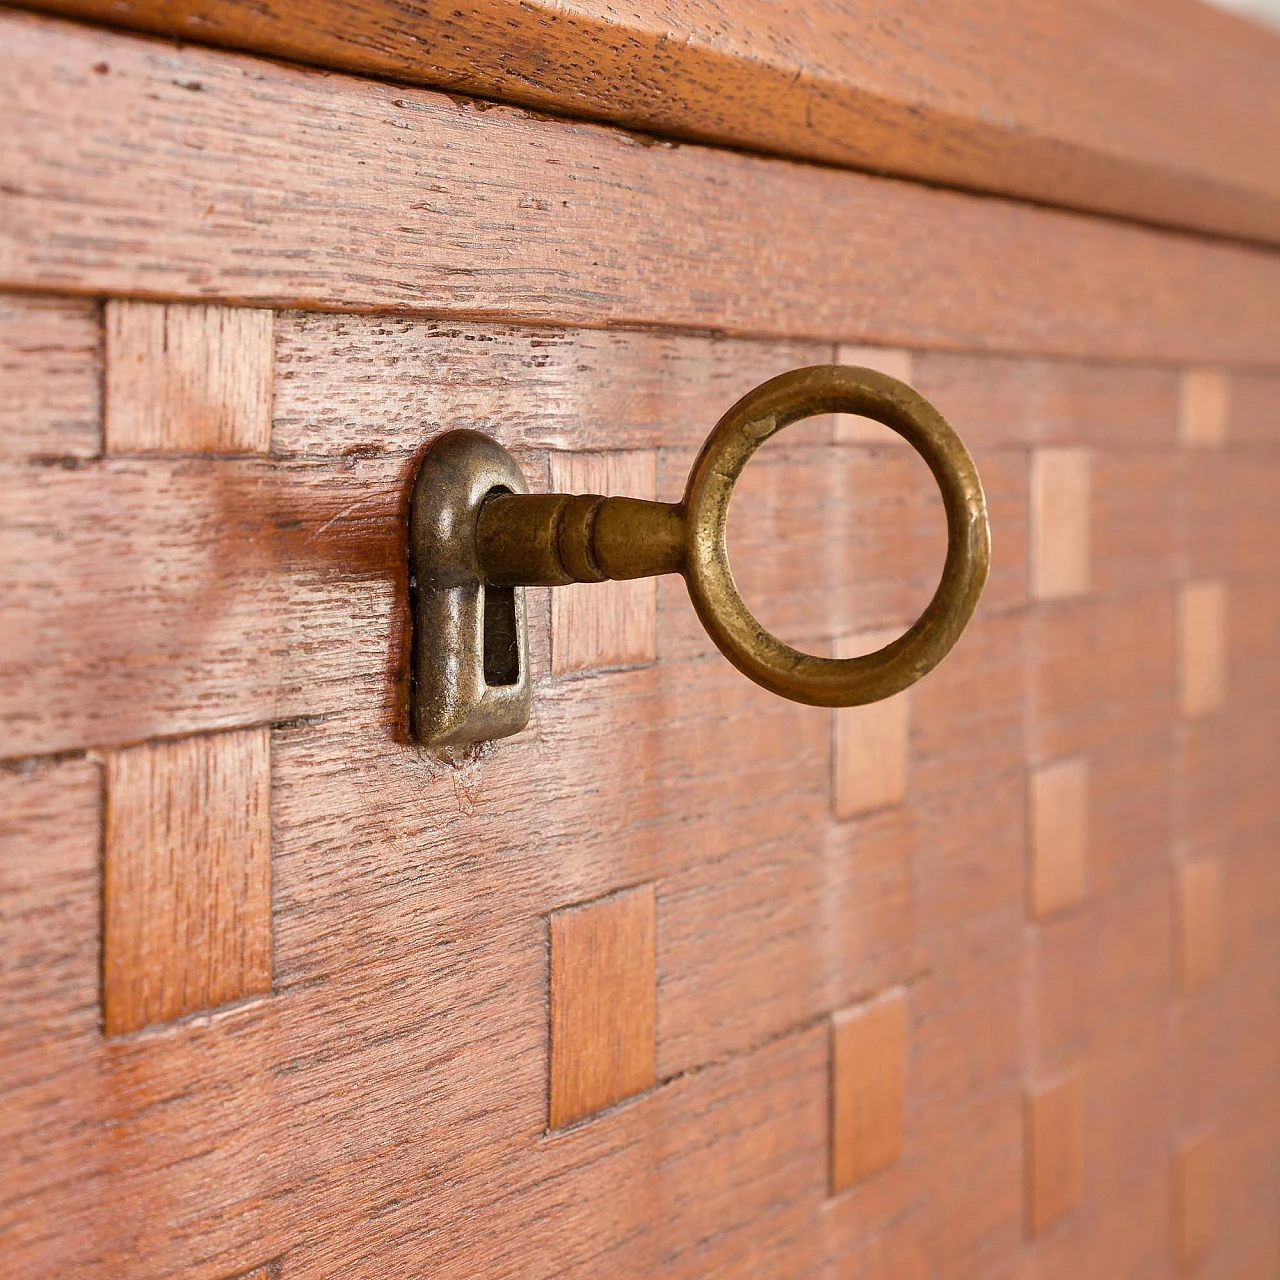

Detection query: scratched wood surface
xmin=5 ymin=14 xmax=1280 ymax=366
xmin=18 ymin=0 xmax=1280 ymax=246
xmin=1 ymin=11 xmax=1280 ymax=1280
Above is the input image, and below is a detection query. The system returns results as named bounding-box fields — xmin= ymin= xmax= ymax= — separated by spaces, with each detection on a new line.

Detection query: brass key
xmin=410 ymin=365 xmax=989 ymax=748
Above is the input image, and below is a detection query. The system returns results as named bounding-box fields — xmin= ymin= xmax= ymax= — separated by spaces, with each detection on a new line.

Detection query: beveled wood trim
xmin=17 ymin=0 xmax=1280 ymax=248
xmin=4 ymin=13 xmax=1280 ymax=365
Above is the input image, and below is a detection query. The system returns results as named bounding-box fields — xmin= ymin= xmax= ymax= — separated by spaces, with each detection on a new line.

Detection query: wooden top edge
xmin=16 ymin=0 xmax=1280 ymax=248
xmin=4 ymin=10 xmax=1280 ymax=368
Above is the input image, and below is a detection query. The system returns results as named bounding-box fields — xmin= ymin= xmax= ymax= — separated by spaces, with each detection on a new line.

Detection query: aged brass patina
xmin=412 ymin=365 xmax=990 ymax=746
xmin=409 ymin=430 xmax=533 ymax=748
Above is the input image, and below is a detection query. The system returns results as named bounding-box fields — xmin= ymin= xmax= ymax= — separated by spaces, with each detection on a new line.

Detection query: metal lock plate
xmin=409 ymin=430 xmax=532 ymax=750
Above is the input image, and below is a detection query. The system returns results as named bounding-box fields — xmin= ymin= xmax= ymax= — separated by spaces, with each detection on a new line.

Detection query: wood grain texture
xmin=0 ymin=399 xmax=1270 ymax=1276
xmin=0 ymin=412 xmax=949 ymax=762
xmin=273 ymin=313 xmax=830 ymax=458
xmin=1176 ymin=858 xmax=1223 ymax=993
xmin=1026 ymin=1069 xmax=1084 ymax=1237
xmin=548 ymin=452 xmax=657 ymax=674
xmin=1178 ymin=580 xmax=1228 ymax=717
xmin=830 ymin=987 xmax=907 ymax=1193
xmin=0 ymin=293 xmax=100 ymax=459
xmin=832 ymin=630 xmax=912 ymax=820
xmin=0 ymin=453 xmax=404 ymax=760
xmin=5 ymin=15 xmax=1280 ymax=365
xmin=549 ymin=884 xmax=656 ymax=1128
xmin=105 ymin=301 xmax=273 ymax=453
xmin=913 ymin=351 xmax=1181 ymax=450
xmin=713 ymin=444 xmax=946 ymax=657
xmin=1178 ymin=369 xmax=1230 ymax=448
xmin=1031 ymin=447 xmax=1092 ymax=601
xmin=0 ymin=757 xmax=104 ymax=1267
xmin=1173 ymin=1133 xmax=1216 ymax=1267
xmin=1029 ymin=757 xmax=1089 ymax=920
xmin=0 ymin=757 xmax=101 ymax=1065
xmin=18 ymin=0 xmax=1280 ymax=246
xmin=1 ymin=173 xmax=1279 ymax=1277
xmin=1228 ymin=372 xmax=1280 ymax=446
xmin=103 ymin=727 xmax=272 ymax=1035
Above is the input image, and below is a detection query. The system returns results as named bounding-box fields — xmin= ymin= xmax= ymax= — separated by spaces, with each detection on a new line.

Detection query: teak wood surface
xmin=1 ymin=6 xmax=1279 ymax=1279
xmin=5 ymin=13 xmax=1280 ymax=366
xmin=18 ymin=0 xmax=1280 ymax=246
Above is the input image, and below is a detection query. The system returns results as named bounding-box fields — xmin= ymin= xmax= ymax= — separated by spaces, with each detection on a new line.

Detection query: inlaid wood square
xmin=548 ymin=452 xmax=658 ymax=674
xmin=833 ymin=630 xmax=911 ymax=820
xmin=1176 ymin=858 xmax=1223 ymax=992
xmin=830 ymin=988 xmax=907 ymax=1193
xmin=1178 ymin=580 xmax=1227 ymax=717
xmin=103 ymin=727 xmax=272 ymax=1036
xmin=835 ymin=345 xmax=913 ymax=444
xmin=1026 ymin=1069 xmax=1084 ymax=1236
xmin=1178 ymin=369 xmax=1229 ymax=446
xmin=1029 ymin=758 xmax=1089 ymax=920
xmin=1031 ymin=447 xmax=1091 ymax=600
xmin=548 ymin=884 xmax=656 ymax=1128
xmin=104 ymin=300 xmax=273 ymax=454
xmin=1173 ymin=1134 xmax=1216 ymax=1266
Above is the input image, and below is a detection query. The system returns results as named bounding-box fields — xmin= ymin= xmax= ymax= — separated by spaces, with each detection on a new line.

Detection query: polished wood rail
xmin=18 ymin=0 xmax=1280 ymax=245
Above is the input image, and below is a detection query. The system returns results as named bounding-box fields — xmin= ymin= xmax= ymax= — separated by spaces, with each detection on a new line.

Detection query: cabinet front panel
xmin=2 ymin=13 xmax=1279 ymax=1280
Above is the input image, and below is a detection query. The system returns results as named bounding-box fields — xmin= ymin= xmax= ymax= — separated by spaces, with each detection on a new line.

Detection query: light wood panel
xmin=1173 ymin=1134 xmax=1216 ymax=1267
xmin=1179 ymin=369 xmax=1230 ymax=447
xmin=105 ymin=301 xmax=273 ymax=453
xmin=4 ymin=15 xmax=1280 ymax=364
xmin=830 ymin=988 xmax=907 ymax=1193
xmin=832 ymin=630 xmax=912 ymax=820
xmin=1178 ymin=580 xmax=1228 ymax=717
xmin=103 ymin=728 xmax=272 ymax=1035
xmin=1029 ymin=757 xmax=1089 ymax=920
xmin=1176 ymin=858 xmax=1223 ymax=993
xmin=1026 ymin=1069 xmax=1084 ymax=1236
xmin=0 ymin=294 xmax=100 ymax=459
xmin=0 ymin=757 xmax=104 ymax=1269
xmin=1031 ymin=448 xmax=1092 ymax=601
xmin=19 ymin=0 xmax=1280 ymax=246
xmin=548 ymin=452 xmax=657 ymax=674
xmin=548 ymin=884 xmax=656 ymax=1128
xmin=913 ymin=352 xmax=1181 ymax=449
xmin=0 ymin=453 xmax=404 ymax=760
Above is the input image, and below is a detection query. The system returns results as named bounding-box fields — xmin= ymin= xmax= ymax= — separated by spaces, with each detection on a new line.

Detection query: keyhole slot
xmin=482 ymin=584 xmax=520 ymax=686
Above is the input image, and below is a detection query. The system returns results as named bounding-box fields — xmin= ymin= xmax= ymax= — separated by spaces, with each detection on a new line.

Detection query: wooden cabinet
xmin=2 ymin=4 xmax=1278 ymax=1276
